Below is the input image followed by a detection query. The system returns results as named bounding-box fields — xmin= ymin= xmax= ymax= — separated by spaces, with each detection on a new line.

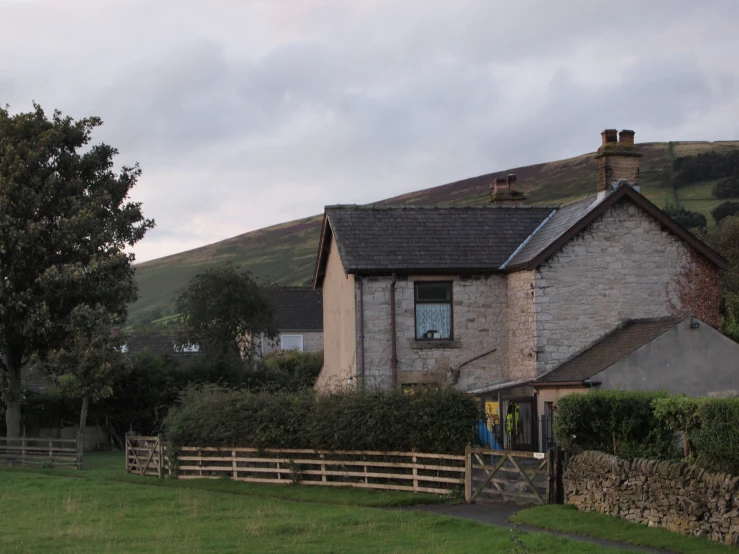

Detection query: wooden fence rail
xmin=124 ymin=436 xmax=464 ymax=495
xmin=0 ymin=435 xmax=83 ymax=469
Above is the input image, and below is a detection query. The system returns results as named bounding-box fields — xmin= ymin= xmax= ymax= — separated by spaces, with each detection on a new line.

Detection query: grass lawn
xmin=513 ymin=505 xmax=737 ymax=554
xmin=0 ymin=453 xmax=632 ymax=553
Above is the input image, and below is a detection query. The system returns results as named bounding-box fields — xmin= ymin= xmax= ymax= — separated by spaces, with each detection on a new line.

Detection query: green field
xmin=130 ymin=141 xmax=739 ymax=324
xmin=0 ymin=453 xmax=634 ymax=553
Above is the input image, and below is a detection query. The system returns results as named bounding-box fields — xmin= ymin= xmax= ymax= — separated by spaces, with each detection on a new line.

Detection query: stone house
xmin=312 ymin=129 xmax=735 ymax=450
xmin=257 ymin=287 xmax=323 ymax=355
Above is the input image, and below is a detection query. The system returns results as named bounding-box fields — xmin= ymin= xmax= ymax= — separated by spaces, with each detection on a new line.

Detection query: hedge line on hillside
xmin=555 ymin=391 xmax=739 ymax=474
xmin=165 ymin=386 xmax=479 ymax=454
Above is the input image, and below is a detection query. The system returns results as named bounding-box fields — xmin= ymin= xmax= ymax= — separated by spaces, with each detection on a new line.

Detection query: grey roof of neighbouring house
xmin=534 ymin=317 xmax=685 ymax=384
xmin=322 ymin=205 xmax=554 ymax=274
xmin=263 ymin=287 xmax=323 ymax=331
xmin=502 ymin=195 xmax=602 ymax=269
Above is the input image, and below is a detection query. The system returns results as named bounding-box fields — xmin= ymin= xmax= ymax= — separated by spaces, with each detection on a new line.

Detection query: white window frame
xmin=280 ymin=334 xmax=304 ymax=352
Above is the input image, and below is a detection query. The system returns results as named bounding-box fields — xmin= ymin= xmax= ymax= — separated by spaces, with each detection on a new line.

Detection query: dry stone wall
xmin=566 ymin=450 xmax=739 ymax=545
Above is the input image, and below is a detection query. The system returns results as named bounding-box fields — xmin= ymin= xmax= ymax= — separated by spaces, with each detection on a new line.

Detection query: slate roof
xmin=321 ymin=205 xmax=554 ymax=276
xmin=263 ymin=287 xmax=323 ymax=331
xmin=502 ymin=195 xmax=602 ymax=268
xmin=535 ymin=317 xmax=685 ymax=384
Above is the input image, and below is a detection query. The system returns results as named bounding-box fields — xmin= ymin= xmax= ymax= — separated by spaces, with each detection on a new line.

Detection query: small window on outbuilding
xmin=414 ymin=282 xmax=453 ymax=340
xmin=280 ymin=334 xmax=304 ymax=351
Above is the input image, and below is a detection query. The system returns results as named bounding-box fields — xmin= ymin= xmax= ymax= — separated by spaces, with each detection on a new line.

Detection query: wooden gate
xmin=464 ymin=447 xmax=550 ymax=505
xmin=125 ymin=434 xmax=168 ymax=478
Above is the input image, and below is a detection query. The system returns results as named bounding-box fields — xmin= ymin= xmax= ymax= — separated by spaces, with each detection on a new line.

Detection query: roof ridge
xmin=324 ymin=204 xmax=558 ymax=211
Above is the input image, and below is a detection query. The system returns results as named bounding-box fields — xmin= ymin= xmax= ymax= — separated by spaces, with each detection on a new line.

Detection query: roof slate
xmin=503 ymin=195 xmax=602 ymax=268
xmin=263 ymin=286 xmax=323 ymax=331
xmin=326 ymin=205 xmax=553 ymax=273
xmin=535 ymin=317 xmax=685 ymax=383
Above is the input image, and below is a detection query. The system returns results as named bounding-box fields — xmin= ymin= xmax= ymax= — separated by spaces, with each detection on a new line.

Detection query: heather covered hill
xmin=130 ymin=141 xmax=739 ymax=325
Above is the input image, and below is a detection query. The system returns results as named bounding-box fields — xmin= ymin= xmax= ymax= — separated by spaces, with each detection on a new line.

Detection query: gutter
xmin=499 ymin=209 xmax=557 ymax=270
xmin=532 ymin=380 xmax=600 ymax=389
xmin=390 ymin=273 xmax=398 ymax=387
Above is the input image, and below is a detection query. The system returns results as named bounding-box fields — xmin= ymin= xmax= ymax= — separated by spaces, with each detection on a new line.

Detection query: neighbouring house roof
xmin=534 ymin=316 xmax=686 ymax=385
xmin=313 ymin=205 xmax=554 ymax=285
xmin=313 ymin=184 xmax=728 ymax=288
xmin=263 ymin=286 xmax=323 ymax=331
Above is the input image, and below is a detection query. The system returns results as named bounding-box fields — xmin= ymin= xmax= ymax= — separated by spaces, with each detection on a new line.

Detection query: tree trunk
xmin=79 ymin=396 xmax=89 ymax=434
xmin=4 ymin=360 xmax=22 ymax=438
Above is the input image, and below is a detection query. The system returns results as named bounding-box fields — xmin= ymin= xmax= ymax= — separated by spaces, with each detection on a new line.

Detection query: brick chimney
xmin=490 ymin=173 xmax=526 ymax=205
xmin=595 ymin=129 xmax=642 ymax=195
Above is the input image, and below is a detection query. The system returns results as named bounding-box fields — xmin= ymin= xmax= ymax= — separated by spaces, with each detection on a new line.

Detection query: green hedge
xmin=691 ymin=399 xmax=739 ymax=474
xmin=165 ymin=386 xmax=479 ymax=454
xmin=553 ymin=390 xmax=679 ymax=460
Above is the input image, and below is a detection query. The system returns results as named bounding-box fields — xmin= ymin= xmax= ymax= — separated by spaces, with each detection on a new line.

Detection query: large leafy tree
xmin=0 ymin=104 xmax=154 ymax=437
xmin=49 ymin=305 xmax=130 ymax=432
xmin=174 ymin=263 xmax=277 ymax=359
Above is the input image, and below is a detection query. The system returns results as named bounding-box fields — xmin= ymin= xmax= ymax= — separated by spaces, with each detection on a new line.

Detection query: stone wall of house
xmin=507 ymin=270 xmax=538 ymax=379
xmin=533 ymin=200 xmax=720 ymax=374
xmin=261 ymin=331 xmax=324 ymax=355
xmin=566 ymin=450 xmax=739 ymax=545
xmin=360 ymin=275 xmax=508 ymax=391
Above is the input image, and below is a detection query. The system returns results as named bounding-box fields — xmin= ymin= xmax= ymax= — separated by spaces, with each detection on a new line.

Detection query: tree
xmin=663 ymin=201 xmax=707 ymax=230
xmin=48 ymin=305 xmax=130 ymax=431
xmin=711 ymin=201 xmax=739 ymax=224
xmin=174 ymin=263 xmax=278 ymax=359
xmin=0 ymin=104 xmax=154 ymax=437
xmin=712 ymin=176 xmax=739 ymax=199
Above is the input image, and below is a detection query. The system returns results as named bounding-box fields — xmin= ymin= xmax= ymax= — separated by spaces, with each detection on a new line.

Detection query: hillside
xmin=130 ymin=141 xmax=739 ymax=325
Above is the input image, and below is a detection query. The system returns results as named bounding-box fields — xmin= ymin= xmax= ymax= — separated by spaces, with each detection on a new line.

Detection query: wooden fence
xmin=125 ymin=434 xmax=169 ymax=478
xmin=125 ymin=436 xmax=464 ymax=494
xmin=464 ymin=446 xmax=550 ymax=505
xmin=123 ymin=436 xmax=565 ymax=503
xmin=0 ymin=435 xmax=83 ymax=469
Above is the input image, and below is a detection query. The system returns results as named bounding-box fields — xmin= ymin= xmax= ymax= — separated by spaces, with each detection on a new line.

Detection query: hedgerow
xmin=165 ymin=385 xmax=479 ymax=454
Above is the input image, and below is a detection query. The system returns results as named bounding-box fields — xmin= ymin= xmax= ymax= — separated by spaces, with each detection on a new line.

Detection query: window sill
xmin=410 ymin=340 xmax=461 ymax=349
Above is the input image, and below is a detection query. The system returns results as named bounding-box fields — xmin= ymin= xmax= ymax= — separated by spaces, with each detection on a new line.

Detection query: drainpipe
xmin=390 ymin=273 xmax=398 ymax=387
xmin=358 ymin=277 xmax=365 ymax=387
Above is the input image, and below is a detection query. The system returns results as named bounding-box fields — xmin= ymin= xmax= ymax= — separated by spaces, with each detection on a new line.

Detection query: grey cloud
xmin=0 ymin=0 xmax=737 ymax=262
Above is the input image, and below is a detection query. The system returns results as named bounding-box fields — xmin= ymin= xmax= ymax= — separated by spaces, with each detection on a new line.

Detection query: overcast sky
xmin=1 ymin=0 xmax=738 ymax=262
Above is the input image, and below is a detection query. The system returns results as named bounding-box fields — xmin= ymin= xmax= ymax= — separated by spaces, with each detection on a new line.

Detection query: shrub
xmin=663 ymin=202 xmax=707 ymax=230
xmin=165 ymin=385 xmax=479 ymax=454
xmin=691 ymin=398 xmax=739 ymax=474
xmin=710 ymin=201 xmax=739 ymax=224
xmin=712 ymin=176 xmax=739 ymax=199
xmin=256 ymin=350 xmax=323 ymax=391
xmin=652 ymin=395 xmax=703 ymax=457
xmin=554 ymin=390 xmax=678 ymax=460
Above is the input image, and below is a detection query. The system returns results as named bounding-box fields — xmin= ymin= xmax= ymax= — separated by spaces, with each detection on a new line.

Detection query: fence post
xmin=555 ymin=446 xmax=564 ymax=505
xmin=124 ymin=432 xmax=130 ymax=473
xmin=412 ymin=450 xmax=418 ymax=492
xmin=464 ymin=444 xmax=472 ymax=503
xmin=320 ymin=453 xmax=327 ymax=483
xmin=547 ymin=447 xmax=555 ymax=504
xmin=21 ymin=434 xmax=26 ymax=466
xmin=157 ymin=434 xmax=164 ymax=479
xmin=232 ymin=449 xmax=237 ymax=480
xmin=77 ymin=432 xmax=84 ymax=470
xmin=48 ymin=437 xmax=53 ymax=467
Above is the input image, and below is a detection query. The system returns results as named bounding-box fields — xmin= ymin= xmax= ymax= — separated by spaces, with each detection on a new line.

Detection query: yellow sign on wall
xmin=484 ymin=401 xmax=500 ymax=430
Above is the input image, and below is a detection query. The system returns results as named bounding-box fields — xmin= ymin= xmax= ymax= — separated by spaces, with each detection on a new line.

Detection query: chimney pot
xmin=619 ymin=129 xmax=635 ymax=146
xmin=601 ymin=129 xmax=618 ymax=145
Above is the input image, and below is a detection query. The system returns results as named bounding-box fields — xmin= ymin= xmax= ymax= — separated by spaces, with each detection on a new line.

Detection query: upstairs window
xmin=280 ymin=334 xmax=304 ymax=351
xmin=414 ymin=282 xmax=453 ymax=340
